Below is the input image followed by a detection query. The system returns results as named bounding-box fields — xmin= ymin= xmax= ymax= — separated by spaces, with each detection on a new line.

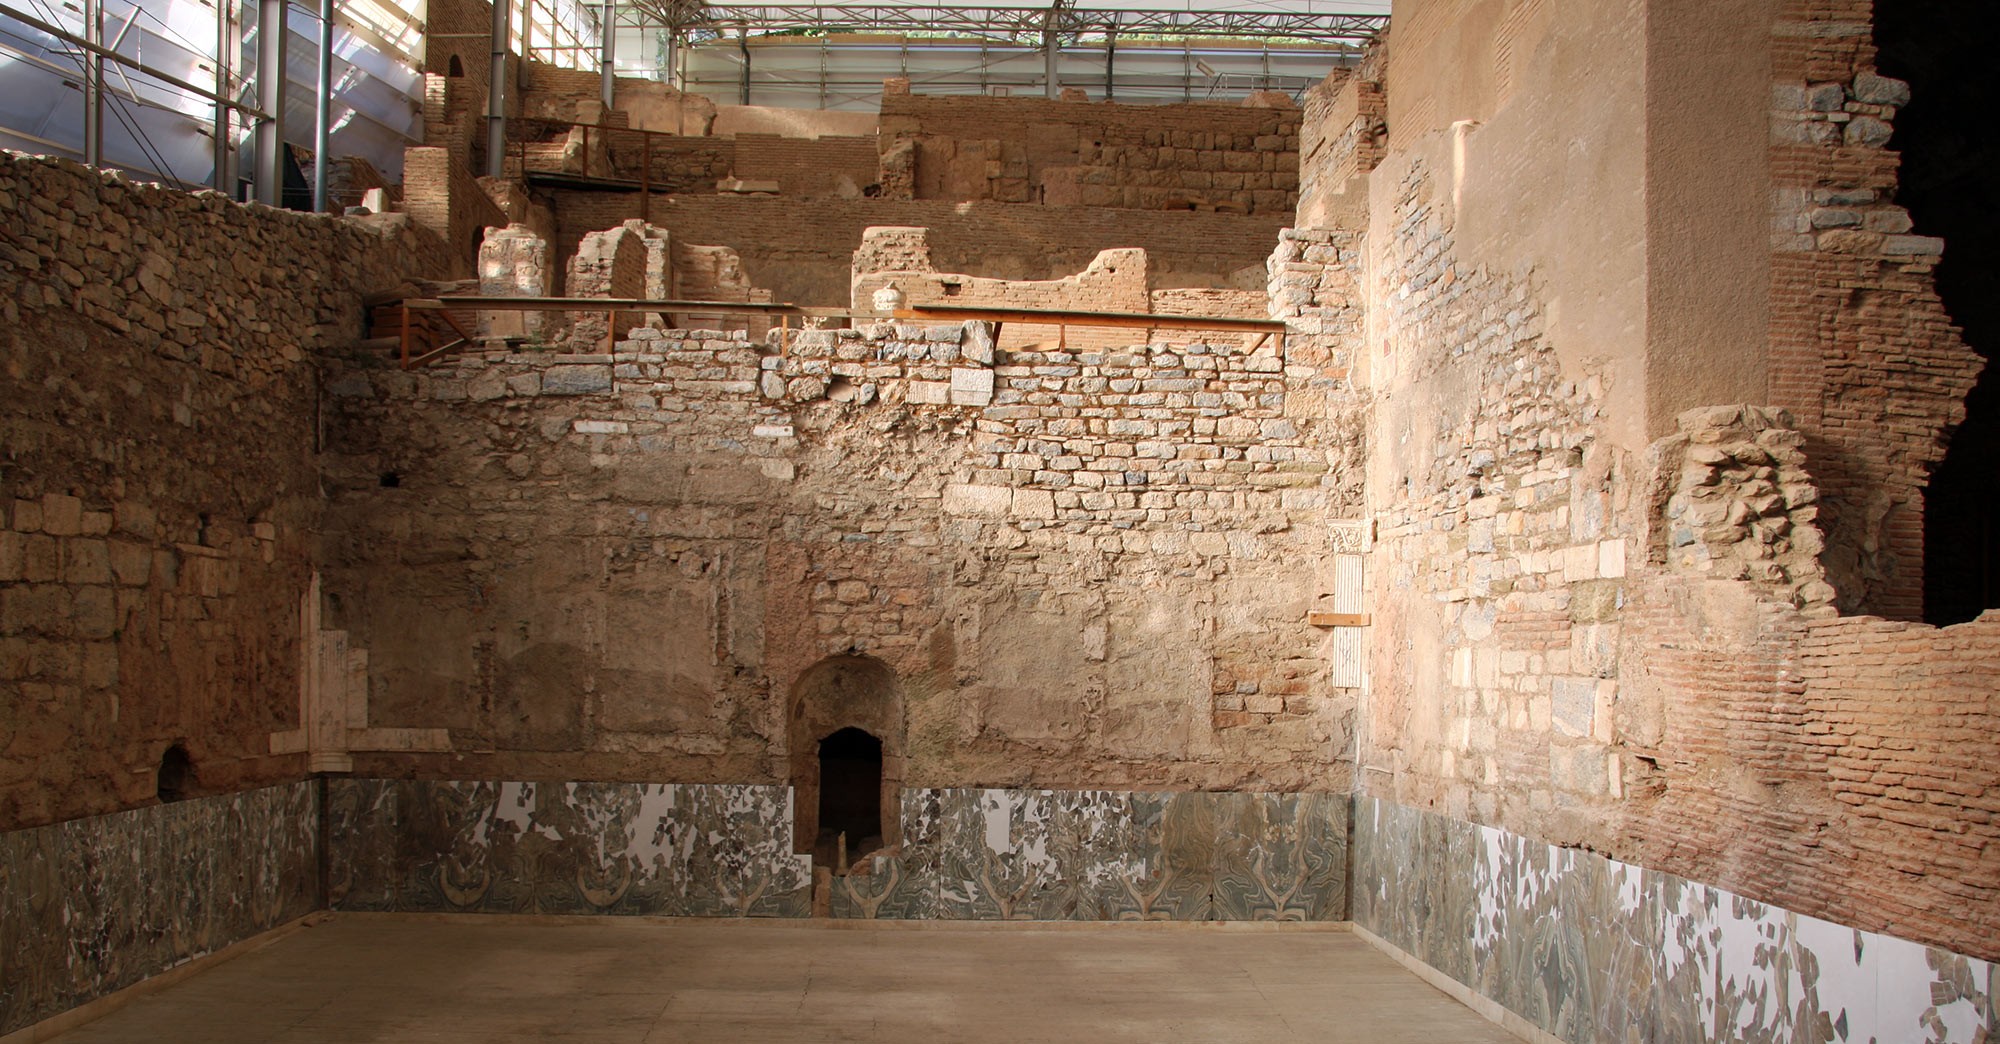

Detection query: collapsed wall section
xmin=548 ymin=194 xmax=1288 ymax=307
xmin=1343 ymin=2 xmax=2000 ymax=1034
xmin=1763 ymin=1 xmax=1984 ymax=619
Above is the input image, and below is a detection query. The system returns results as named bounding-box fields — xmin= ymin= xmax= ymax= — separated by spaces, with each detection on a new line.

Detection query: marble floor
xmin=44 ymin=915 xmax=1520 ymax=1043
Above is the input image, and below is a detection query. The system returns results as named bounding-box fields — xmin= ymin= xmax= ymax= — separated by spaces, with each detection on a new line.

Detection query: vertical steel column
xmin=486 ymin=0 xmax=508 ymax=178
xmin=598 ymin=0 xmax=614 ymax=109
xmin=213 ymin=0 xmax=234 ymax=190
xmin=737 ymin=27 xmax=749 ymax=105
xmin=82 ymin=0 xmax=102 ymax=166
xmin=1043 ymin=29 xmax=1057 ymax=99
xmin=312 ymin=0 xmax=332 ymax=211
xmin=253 ymin=0 xmax=285 ymax=204
xmin=661 ymin=25 xmax=675 ymax=88
xmin=1104 ymin=30 xmax=1115 ymax=101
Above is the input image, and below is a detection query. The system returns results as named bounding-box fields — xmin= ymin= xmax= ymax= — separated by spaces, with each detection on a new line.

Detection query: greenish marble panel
xmin=325 ymin=780 xmax=810 ymax=918
xmin=1353 ymin=797 xmax=1998 ymax=1044
xmin=0 ymin=781 xmax=319 ymax=1036
xmin=1210 ymin=791 xmax=1348 ymax=921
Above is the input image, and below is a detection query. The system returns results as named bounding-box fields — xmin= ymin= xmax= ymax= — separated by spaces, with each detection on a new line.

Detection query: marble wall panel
xmin=1353 ymin=797 xmax=2000 ymax=1044
xmin=326 ymin=780 xmax=811 ymax=918
xmin=0 ymin=781 xmax=320 ymax=1036
xmin=833 ymin=787 xmax=1346 ymax=922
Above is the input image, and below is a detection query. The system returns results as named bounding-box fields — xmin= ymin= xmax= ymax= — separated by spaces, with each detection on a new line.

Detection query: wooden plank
xmin=895 ymin=304 xmax=1287 ymax=333
xmin=1307 ymin=611 xmax=1371 ymax=628
xmin=404 ymin=296 xmax=801 ymax=314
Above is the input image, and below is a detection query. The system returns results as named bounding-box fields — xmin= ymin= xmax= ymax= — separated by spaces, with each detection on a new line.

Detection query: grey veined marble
xmin=1351 ymin=796 xmax=2000 ymax=1044
xmin=327 ymin=780 xmax=812 ymax=918
xmin=831 ymin=788 xmax=1347 ymax=922
xmin=0 ymin=781 xmax=319 ymax=1036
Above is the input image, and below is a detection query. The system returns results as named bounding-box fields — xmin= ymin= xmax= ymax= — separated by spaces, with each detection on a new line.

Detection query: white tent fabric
xmin=0 ymin=0 xmax=423 ymax=190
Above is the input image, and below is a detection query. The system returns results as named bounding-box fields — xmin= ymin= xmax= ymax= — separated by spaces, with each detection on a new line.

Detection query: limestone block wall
xmin=879 ymin=93 xmax=1302 ymax=214
xmin=317 ymin=320 xmax=1363 ymax=795
xmin=0 ymin=152 xmax=446 ymax=832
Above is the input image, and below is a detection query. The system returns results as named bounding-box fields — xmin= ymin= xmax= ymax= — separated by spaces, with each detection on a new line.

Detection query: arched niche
xmin=789 ymin=654 xmax=903 ymax=864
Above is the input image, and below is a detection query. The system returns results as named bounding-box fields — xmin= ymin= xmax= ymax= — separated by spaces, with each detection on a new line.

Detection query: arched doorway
xmin=816 ymin=727 xmax=884 ymax=860
xmin=788 ymin=655 xmax=903 ymax=868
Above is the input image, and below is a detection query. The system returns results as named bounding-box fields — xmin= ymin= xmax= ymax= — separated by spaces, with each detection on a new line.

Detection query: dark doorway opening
xmin=157 ymin=743 xmax=194 ymax=803
xmin=815 ymin=727 xmax=882 ymax=867
xmin=1876 ymin=1 xmax=2000 ymax=623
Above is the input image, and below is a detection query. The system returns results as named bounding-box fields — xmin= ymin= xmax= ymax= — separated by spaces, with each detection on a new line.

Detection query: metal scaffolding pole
xmin=486 ymin=0 xmax=508 ymax=178
xmin=1103 ymin=29 xmax=1114 ymax=100
xmin=213 ymin=0 xmax=234 ymax=191
xmin=81 ymin=0 xmax=102 ymax=166
xmin=1042 ymin=28 xmax=1056 ymax=98
xmin=599 ymin=0 xmax=615 ymax=108
xmin=313 ymin=0 xmax=333 ymax=211
xmin=253 ymin=0 xmax=285 ymax=204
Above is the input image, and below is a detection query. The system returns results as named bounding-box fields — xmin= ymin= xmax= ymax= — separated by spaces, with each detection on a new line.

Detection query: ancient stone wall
xmin=1765 ymin=0 xmax=1984 ymax=619
xmin=1296 ymin=54 xmax=1386 ymax=228
xmin=1349 ymin=0 xmax=2000 ymax=970
xmin=548 ymin=193 xmax=1289 ymax=307
xmin=879 ymin=93 xmax=1301 ymax=214
xmin=0 ymin=152 xmax=446 ymax=831
xmin=317 ymin=318 xmax=1363 ymax=796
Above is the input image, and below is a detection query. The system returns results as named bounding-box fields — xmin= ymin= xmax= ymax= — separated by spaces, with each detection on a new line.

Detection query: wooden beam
xmin=1307 ymin=612 xmax=1371 ymax=628
xmin=894 ymin=304 xmax=1288 ymax=333
xmin=404 ymin=296 xmax=803 ymax=314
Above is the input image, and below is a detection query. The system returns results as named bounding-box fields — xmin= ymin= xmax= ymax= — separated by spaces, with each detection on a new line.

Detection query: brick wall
xmin=404 ymin=146 xmax=507 ymax=275
xmin=1352 ymin=0 xmax=2000 ymax=964
xmin=0 ymin=153 xmax=445 ymax=831
xmin=1766 ymin=0 xmax=1985 ymax=619
xmin=880 ymin=93 xmax=1302 ymax=214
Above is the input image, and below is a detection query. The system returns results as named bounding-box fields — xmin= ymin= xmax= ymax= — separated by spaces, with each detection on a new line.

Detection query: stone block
xmin=40 ymin=494 xmax=82 ymax=536
xmin=942 ymin=483 xmax=1012 ymax=517
xmin=1010 ymin=488 xmax=1056 ymax=519
xmin=907 ymin=380 xmax=950 ymax=405
xmin=949 ymin=368 xmax=994 ymax=406
xmin=1550 ymin=677 xmax=1596 ymax=738
xmin=541 ymin=365 xmax=613 ymax=396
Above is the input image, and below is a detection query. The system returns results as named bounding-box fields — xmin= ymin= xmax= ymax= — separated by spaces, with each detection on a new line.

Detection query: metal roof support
xmin=737 ymin=25 xmax=749 ymax=103
xmin=1103 ymin=27 xmax=1114 ymax=101
xmin=253 ymin=0 xmax=285 ymax=204
xmin=599 ymin=0 xmax=615 ymax=108
xmin=213 ymin=0 xmax=235 ymax=192
xmin=1042 ymin=26 xmax=1055 ymax=98
xmin=487 ymin=0 xmax=508 ymax=178
xmin=81 ymin=0 xmax=102 ymax=167
xmin=313 ymin=0 xmax=334 ymax=211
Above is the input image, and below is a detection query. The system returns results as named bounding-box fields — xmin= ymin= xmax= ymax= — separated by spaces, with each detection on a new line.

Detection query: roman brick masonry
xmin=3 ymin=0 xmax=1998 ymax=1037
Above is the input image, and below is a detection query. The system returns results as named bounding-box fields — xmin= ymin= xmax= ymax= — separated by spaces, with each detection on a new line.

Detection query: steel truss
xmin=627 ymin=2 xmax=1386 ymax=45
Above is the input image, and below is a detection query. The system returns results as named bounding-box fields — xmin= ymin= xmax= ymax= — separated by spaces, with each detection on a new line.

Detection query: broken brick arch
xmin=787 ymin=654 xmax=904 ymax=864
